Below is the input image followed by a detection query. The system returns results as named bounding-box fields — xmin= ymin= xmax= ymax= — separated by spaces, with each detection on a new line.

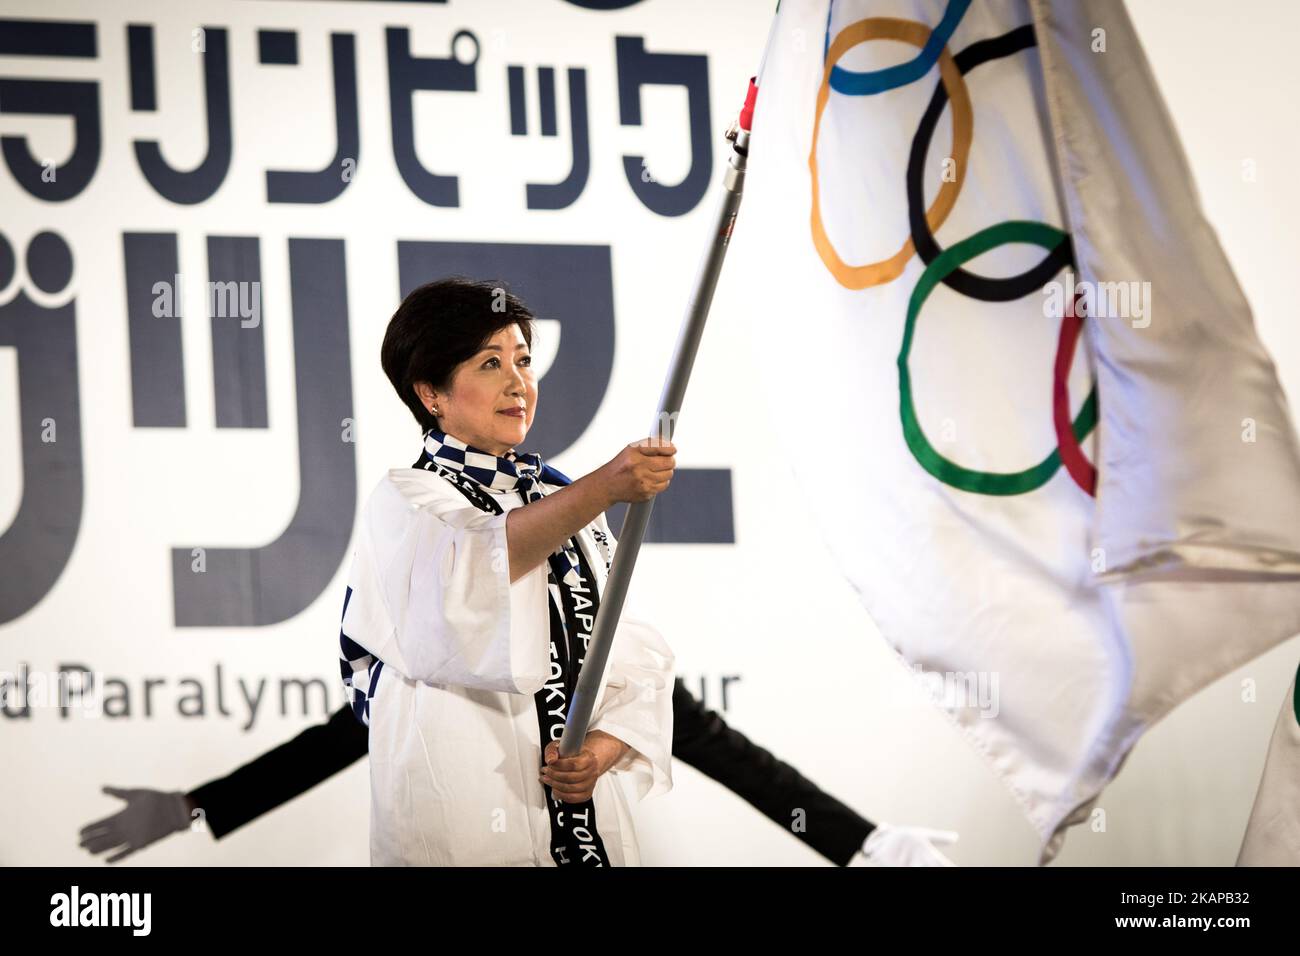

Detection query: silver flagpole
xmin=559 ymin=76 xmax=759 ymax=757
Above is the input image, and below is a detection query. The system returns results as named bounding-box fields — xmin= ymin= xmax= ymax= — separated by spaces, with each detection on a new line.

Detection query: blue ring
xmin=823 ymin=0 xmax=971 ymax=96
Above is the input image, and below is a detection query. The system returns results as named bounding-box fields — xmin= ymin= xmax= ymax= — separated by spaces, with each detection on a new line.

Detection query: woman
xmin=338 ymin=276 xmax=676 ymax=866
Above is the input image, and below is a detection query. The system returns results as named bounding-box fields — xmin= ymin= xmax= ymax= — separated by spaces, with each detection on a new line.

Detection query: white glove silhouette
xmin=79 ymin=787 xmax=194 ymax=863
xmin=858 ymin=823 xmax=959 ymax=866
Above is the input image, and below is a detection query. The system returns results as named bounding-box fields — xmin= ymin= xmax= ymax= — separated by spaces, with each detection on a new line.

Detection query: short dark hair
xmin=381 ymin=276 xmax=535 ymax=433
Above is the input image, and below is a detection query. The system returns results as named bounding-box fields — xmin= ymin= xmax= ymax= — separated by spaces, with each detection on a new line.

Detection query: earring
xmin=430 ymin=406 xmax=439 ymax=416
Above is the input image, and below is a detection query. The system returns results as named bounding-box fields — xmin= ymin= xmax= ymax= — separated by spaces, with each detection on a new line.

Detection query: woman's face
xmin=427 ymin=323 xmax=537 ymax=456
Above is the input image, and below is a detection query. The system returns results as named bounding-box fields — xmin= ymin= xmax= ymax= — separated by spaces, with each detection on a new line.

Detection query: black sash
xmin=536 ymin=533 xmax=611 ymax=865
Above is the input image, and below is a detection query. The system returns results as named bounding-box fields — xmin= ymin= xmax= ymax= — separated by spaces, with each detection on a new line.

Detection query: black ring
xmin=906 ymin=24 xmax=1074 ymax=302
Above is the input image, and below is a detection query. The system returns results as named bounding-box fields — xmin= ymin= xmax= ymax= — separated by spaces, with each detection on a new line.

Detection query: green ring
xmin=1292 ymin=660 xmax=1300 ymax=727
xmin=897 ymin=220 xmax=1098 ymax=496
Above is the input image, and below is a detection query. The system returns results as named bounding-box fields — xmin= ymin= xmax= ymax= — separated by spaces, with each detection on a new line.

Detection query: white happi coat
xmin=340 ymin=466 xmax=674 ymax=866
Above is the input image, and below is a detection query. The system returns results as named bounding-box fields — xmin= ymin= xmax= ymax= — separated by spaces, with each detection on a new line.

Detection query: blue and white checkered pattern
xmin=338 ymin=585 xmax=383 ymax=726
xmin=421 ymin=425 xmax=582 ymax=587
xmin=338 ymin=428 xmax=585 ymax=727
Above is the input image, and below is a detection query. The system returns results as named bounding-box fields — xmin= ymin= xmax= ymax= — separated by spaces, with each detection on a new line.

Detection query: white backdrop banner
xmin=0 ymin=0 xmax=784 ymax=865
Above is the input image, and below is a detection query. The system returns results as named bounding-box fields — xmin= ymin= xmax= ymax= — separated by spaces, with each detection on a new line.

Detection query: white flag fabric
xmin=738 ymin=0 xmax=1300 ymax=860
xmin=1237 ymin=664 xmax=1300 ymax=866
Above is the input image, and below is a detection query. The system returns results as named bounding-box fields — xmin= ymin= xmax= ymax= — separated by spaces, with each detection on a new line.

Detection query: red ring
xmin=1052 ymin=292 xmax=1097 ymax=497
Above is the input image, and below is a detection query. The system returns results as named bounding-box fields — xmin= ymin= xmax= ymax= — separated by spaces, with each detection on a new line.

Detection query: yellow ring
xmin=809 ymin=18 xmax=973 ymax=290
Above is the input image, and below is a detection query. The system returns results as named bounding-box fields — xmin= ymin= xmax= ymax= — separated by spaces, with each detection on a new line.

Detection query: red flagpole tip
xmin=738 ymin=76 xmax=758 ymax=132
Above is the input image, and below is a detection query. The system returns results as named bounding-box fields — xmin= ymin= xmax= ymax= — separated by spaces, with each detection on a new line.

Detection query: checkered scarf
xmin=420 ymin=425 xmax=582 ymax=587
xmin=340 ymin=425 xmax=587 ymax=728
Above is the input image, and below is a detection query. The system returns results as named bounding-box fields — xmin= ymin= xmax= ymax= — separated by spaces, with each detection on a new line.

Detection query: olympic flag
xmin=737 ymin=0 xmax=1300 ymax=860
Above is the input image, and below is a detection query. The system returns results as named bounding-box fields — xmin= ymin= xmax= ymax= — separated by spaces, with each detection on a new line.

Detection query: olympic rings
xmin=907 ymin=25 xmax=1073 ymax=301
xmin=824 ymin=0 xmax=972 ymax=96
xmin=810 ymin=18 xmax=973 ymax=290
xmin=808 ymin=7 xmax=1098 ymax=498
xmin=897 ymin=221 xmax=1097 ymax=497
